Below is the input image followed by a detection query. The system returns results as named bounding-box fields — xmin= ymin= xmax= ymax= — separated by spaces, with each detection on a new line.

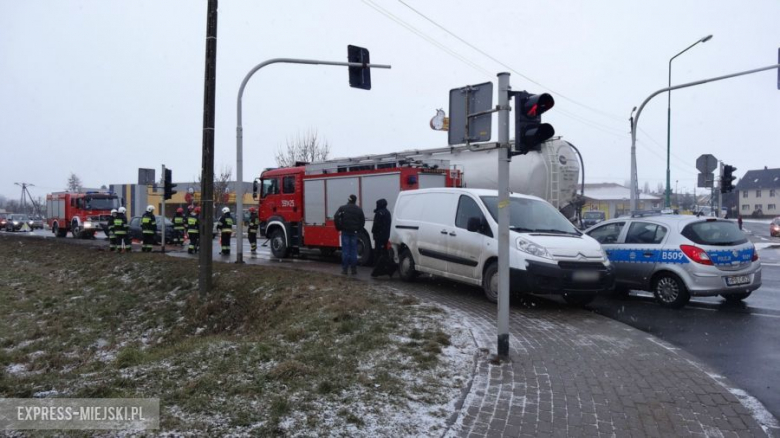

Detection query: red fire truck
xmin=46 ymin=191 xmax=121 ymax=239
xmin=254 ymin=157 xmax=463 ymax=264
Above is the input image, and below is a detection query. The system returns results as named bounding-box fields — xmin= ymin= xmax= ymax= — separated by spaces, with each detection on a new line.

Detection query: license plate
xmin=572 ymin=270 xmax=600 ymax=282
xmin=726 ymin=275 xmax=750 ymax=286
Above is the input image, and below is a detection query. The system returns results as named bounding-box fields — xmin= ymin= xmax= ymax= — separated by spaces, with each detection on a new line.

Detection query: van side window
xmin=588 ymin=222 xmax=624 ymax=244
xmin=282 ymin=176 xmax=296 ymax=194
xmin=455 ymin=195 xmax=486 ymax=230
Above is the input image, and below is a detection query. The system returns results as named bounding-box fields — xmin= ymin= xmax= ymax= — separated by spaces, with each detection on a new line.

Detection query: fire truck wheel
xmin=357 ymin=232 xmax=373 ymax=266
xmin=398 ymin=249 xmax=418 ymax=282
xmin=269 ymin=228 xmax=290 ymax=258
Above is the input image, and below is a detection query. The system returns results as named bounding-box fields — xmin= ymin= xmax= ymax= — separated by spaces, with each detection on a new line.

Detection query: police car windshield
xmin=481 ymin=196 xmax=580 ymax=235
xmin=681 ymin=221 xmax=748 ymax=246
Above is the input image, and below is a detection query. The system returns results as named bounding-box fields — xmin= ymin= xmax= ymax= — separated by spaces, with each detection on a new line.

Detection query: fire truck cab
xmin=46 ymin=191 xmax=121 ymax=239
xmin=255 ymin=157 xmax=462 ymax=265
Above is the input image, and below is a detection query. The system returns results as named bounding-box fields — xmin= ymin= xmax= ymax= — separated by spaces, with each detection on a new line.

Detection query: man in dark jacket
xmin=371 ymin=198 xmax=395 ymax=277
xmin=217 ymin=207 xmax=234 ymax=256
xmin=247 ymin=207 xmax=260 ymax=253
xmin=140 ymin=205 xmax=157 ymax=253
xmin=334 ymin=194 xmax=365 ymax=275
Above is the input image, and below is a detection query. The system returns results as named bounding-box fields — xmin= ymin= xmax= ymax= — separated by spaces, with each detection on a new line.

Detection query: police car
xmin=585 ymin=214 xmax=761 ymax=308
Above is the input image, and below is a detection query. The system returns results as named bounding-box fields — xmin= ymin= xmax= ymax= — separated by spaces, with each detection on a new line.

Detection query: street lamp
xmin=665 ymin=34 xmax=713 ymax=208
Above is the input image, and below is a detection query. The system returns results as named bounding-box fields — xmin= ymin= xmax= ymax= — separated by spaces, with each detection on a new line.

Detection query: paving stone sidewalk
xmin=406 ymin=289 xmax=778 ymax=438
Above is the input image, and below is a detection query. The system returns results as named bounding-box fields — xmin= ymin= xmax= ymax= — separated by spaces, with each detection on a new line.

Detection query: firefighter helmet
xmin=146 ymin=205 xmax=155 ymax=213
xmin=110 ymin=209 xmax=117 ymax=215
xmin=222 ymin=207 xmax=230 ymax=214
xmin=118 ymin=207 xmax=127 ymax=214
xmin=176 ymin=207 xmax=184 ymax=214
xmin=194 ymin=206 xmax=201 ymax=213
xmin=249 ymin=207 xmax=256 ymax=213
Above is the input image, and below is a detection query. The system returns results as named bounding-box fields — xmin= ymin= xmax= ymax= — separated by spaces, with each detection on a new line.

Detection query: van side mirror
xmin=252 ymin=179 xmax=259 ymax=201
xmin=467 ymin=217 xmax=481 ymax=232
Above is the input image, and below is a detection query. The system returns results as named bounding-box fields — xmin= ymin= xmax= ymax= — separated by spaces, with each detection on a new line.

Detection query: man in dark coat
xmin=334 ymin=194 xmax=365 ymax=275
xmin=371 ymin=198 xmax=395 ymax=277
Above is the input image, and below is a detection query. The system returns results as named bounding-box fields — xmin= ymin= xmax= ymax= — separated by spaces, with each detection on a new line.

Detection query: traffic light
xmin=164 ymin=168 xmax=177 ymax=200
xmin=513 ymin=91 xmax=555 ymax=155
xmin=721 ymin=164 xmax=737 ymax=194
xmin=348 ymin=45 xmax=371 ymax=90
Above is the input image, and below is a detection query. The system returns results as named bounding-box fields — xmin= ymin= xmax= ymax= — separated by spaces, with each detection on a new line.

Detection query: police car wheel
xmin=652 ymin=273 xmax=690 ymax=308
xmin=398 ymin=249 xmax=418 ymax=282
xmin=482 ymin=262 xmax=499 ymax=303
xmin=722 ymin=292 xmax=751 ymax=302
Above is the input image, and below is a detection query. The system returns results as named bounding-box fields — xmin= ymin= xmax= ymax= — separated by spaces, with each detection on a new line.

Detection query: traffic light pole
xmin=629 ymin=63 xmax=780 ymax=213
xmin=234 ymin=58 xmax=390 ymax=263
xmin=496 ymin=72 xmax=511 ymax=358
xmin=717 ymin=161 xmax=723 ymax=218
xmin=161 ymin=164 xmax=167 ymax=253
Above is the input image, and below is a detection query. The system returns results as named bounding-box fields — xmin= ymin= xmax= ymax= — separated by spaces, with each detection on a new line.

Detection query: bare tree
xmin=213 ymin=166 xmax=232 ymax=213
xmin=656 ymin=182 xmax=664 ymax=194
xmin=643 ymin=181 xmax=650 ymax=194
xmin=66 ymin=173 xmax=83 ymax=192
xmin=274 ymin=129 xmax=331 ymax=167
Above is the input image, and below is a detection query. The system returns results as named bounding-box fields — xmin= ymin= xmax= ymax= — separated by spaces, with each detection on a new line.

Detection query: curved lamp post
xmin=665 ymin=34 xmax=712 ymax=208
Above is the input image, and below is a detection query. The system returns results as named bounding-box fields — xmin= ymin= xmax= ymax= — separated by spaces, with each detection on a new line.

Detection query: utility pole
xmin=199 ymin=0 xmax=218 ymax=296
xmin=496 ymin=72 xmax=510 ymax=358
xmin=717 ymin=161 xmax=723 ymax=218
xmin=14 ymin=182 xmax=39 ymax=216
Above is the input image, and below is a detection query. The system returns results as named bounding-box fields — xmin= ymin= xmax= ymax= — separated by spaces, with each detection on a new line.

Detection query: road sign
xmin=697 ymin=173 xmax=714 ymax=188
xmin=696 ymin=154 xmax=718 ymax=173
xmin=138 ymin=168 xmax=155 ymax=185
xmin=448 ymin=82 xmax=493 ymax=145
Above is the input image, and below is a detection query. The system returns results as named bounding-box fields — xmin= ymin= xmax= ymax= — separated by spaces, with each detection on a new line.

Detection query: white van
xmin=390 ymin=188 xmax=615 ymax=304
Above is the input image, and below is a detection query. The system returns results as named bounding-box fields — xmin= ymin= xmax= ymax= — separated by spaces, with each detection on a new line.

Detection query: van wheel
xmin=357 ymin=232 xmax=373 ymax=266
xmin=482 ymin=262 xmax=499 ymax=303
xmin=722 ymin=292 xmax=751 ymax=302
xmin=563 ymin=293 xmax=596 ymax=306
xmin=398 ymin=249 xmax=418 ymax=282
xmin=269 ymin=229 xmax=289 ymax=258
xmin=652 ymin=273 xmax=690 ymax=308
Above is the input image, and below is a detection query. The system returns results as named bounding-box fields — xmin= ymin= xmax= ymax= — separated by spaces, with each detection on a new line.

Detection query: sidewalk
xmin=422 ymin=292 xmax=779 ymax=437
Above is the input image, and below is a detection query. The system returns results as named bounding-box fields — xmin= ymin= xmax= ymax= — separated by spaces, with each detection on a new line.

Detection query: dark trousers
xmin=371 ymin=238 xmax=395 ymax=276
xmin=115 ymin=234 xmax=131 ymax=252
xmin=220 ymin=232 xmax=231 ymax=255
xmin=109 ymin=233 xmax=116 ymax=251
xmin=188 ymin=233 xmax=199 ymax=254
xmin=173 ymin=228 xmax=185 ymax=245
xmin=248 ymin=231 xmax=257 ymax=252
xmin=142 ymin=233 xmax=155 ymax=252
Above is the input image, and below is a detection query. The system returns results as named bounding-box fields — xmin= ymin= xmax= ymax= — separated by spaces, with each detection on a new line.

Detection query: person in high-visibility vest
xmin=108 ymin=209 xmax=118 ymax=251
xmin=187 ymin=206 xmax=200 ymax=254
xmin=114 ymin=207 xmax=130 ymax=253
xmin=247 ymin=207 xmax=260 ymax=253
xmin=173 ymin=207 xmax=186 ymax=246
xmin=217 ymin=207 xmax=234 ymax=256
xmin=140 ymin=205 xmax=157 ymax=253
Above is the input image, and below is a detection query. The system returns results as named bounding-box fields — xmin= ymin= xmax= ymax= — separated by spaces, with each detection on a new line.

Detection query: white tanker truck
xmin=325 ymin=138 xmax=584 ymax=217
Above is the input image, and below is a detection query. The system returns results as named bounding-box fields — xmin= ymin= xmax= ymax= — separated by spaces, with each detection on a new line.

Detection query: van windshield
xmin=480 ymin=196 xmax=580 ymax=235
xmin=84 ymin=196 xmax=119 ymax=210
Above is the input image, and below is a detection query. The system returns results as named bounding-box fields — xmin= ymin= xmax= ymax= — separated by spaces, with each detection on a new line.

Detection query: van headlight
xmin=516 ymin=238 xmax=552 ymax=259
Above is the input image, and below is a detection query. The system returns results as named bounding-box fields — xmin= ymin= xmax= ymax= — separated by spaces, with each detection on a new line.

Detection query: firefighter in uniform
xmin=247 ymin=207 xmax=260 ymax=253
xmin=173 ymin=207 xmax=186 ymax=246
xmin=108 ymin=209 xmax=118 ymax=251
xmin=114 ymin=207 xmax=130 ymax=253
xmin=217 ymin=207 xmax=234 ymax=256
xmin=141 ymin=205 xmax=157 ymax=253
xmin=187 ymin=206 xmax=200 ymax=254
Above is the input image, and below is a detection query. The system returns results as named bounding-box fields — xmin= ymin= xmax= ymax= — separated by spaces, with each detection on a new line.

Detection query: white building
xmin=582 ymin=183 xmax=661 ymax=219
xmin=736 ymin=167 xmax=780 ymax=218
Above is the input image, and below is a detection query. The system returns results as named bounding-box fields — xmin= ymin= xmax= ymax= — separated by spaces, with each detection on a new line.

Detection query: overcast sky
xmin=1 ymin=0 xmax=778 ymax=201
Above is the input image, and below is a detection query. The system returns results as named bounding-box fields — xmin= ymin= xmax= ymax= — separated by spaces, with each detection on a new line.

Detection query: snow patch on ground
xmin=5 ymin=363 xmax=28 ymax=375
xmin=705 ymin=371 xmax=780 ymax=435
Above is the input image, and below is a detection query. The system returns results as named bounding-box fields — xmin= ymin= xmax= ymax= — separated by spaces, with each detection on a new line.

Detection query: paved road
xmin=588 ymin=249 xmax=780 ymax=422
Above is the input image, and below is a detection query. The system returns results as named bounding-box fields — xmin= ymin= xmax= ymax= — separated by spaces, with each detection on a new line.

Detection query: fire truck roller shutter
xmin=360 ymin=173 xmax=402 ymax=220
xmin=304 ymin=179 xmax=326 ymax=225
xmin=325 ymin=177 xmax=360 ymax=220
xmin=417 ymin=174 xmax=446 ymax=189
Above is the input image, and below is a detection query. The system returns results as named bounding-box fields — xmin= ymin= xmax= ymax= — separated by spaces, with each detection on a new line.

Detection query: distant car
xmin=30 ymin=216 xmax=45 ymax=230
xmin=771 ymin=217 xmax=780 ymax=237
xmin=5 ymin=214 xmax=34 ymax=232
xmin=581 ymin=211 xmax=606 ymax=229
xmin=0 ymin=213 xmax=7 ymax=229
xmin=128 ymin=215 xmax=175 ymax=244
xmin=585 ymin=215 xmax=761 ymax=308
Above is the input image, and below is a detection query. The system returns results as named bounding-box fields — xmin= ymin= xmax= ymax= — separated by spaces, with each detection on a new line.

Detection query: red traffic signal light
xmin=513 ymin=92 xmax=555 ymax=155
